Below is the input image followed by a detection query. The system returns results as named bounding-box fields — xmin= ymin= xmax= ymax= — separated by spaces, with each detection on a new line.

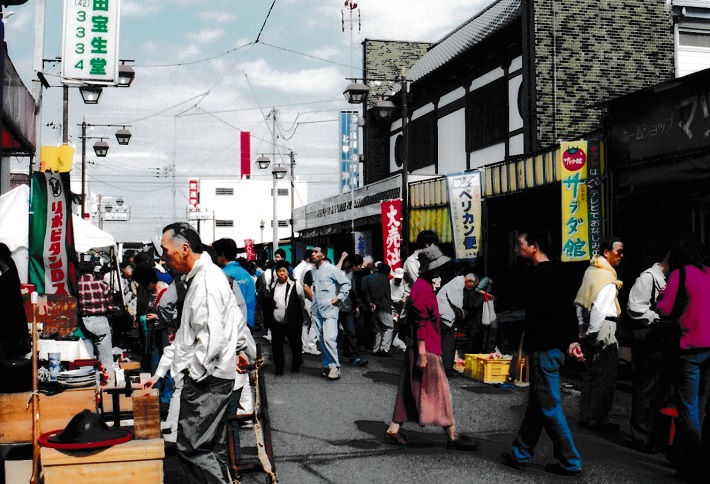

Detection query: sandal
xmin=384 ymin=430 xmax=408 ymax=447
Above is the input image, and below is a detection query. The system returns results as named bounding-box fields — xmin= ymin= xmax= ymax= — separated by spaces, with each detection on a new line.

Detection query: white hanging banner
xmin=447 ymin=171 xmax=482 ymax=260
xmin=62 ymin=0 xmax=121 ymax=85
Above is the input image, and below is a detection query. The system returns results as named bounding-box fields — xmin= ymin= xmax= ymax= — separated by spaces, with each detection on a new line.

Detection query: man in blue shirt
xmin=212 ymin=238 xmax=257 ymax=329
xmin=310 ymin=245 xmax=351 ymax=380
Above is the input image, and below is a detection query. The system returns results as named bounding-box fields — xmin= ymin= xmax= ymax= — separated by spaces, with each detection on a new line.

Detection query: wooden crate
xmin=0 ymin=388 xmax=96 ymax=444
xmin=41 ymin=438 xmax=164 ymax=484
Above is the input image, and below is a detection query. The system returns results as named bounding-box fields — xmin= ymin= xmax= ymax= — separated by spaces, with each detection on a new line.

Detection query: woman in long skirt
xmin=385 ymin=245 xmax=480 ymax=451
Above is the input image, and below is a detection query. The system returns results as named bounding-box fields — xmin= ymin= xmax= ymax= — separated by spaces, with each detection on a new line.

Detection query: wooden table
xmin=41 ymin=438 xmax=164 ymax=483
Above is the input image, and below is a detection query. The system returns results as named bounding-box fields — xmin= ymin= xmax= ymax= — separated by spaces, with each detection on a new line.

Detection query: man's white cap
xmin=392 ymin=267 xmax=405 ymax=278
xmin=464 ymin=273 xmax=478 ymax=281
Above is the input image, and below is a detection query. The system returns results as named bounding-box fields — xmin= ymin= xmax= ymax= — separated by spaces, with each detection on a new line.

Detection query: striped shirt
xmin=78 ymin=273 xmax=115 ymax=316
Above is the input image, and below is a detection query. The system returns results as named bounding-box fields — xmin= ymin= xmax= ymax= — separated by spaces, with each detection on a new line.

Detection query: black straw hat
xmin=48 ymin=409 xmax=131 ymax=444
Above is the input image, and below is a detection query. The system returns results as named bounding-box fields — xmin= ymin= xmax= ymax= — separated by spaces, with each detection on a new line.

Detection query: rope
xmin=250 ymin=356 xmax=278 ymax=483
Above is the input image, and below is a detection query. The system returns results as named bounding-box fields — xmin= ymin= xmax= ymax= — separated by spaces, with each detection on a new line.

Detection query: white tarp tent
xmin=0 ymin=185 xmax=115 ymax=283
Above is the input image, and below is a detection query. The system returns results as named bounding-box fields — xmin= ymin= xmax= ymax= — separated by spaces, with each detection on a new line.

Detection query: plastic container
xmin=464 ymin=353 xmax=513 ymax=383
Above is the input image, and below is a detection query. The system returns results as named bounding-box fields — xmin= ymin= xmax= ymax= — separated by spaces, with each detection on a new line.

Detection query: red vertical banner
xmin=240 ymin=132 xmax=251 ymax=179
xmin=188 ymin=178 xmax=199 ymax=209
xmin=381 ymin=199 xmax=403 ymax=272
xmin=244 ymin=239 xmax=256 ymax=261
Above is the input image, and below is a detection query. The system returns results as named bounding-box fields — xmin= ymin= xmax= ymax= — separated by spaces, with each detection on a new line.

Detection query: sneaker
xmin=446 ymin=434 xmax=480 ymax=451
xmin=327 ymin=367 xmax=341 ymax=380
xmin=350 ymin=357 xmax=369 ymax=367
xmin=501 ymin=452 xmax=527 ymax=470
xmin=544 ymin=463 xmax=582 ymax=477
xmin=263 ymin=330 xmax=272 ymax=343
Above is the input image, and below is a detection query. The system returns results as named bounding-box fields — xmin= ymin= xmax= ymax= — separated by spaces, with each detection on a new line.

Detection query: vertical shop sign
xmin=340 ymin=110 xmax=359 ymax=193
xmin=587 ymin=140 xmax=604 ymax=256
xmin=244 ymin=239 xmax=256 ymax=261
xmin=188 ymin=178 xmax=199 ymax=209
xmin=62 ymin=0 xmax=122 ymax=85
xmin=29 ymin=172 xmax=77 ymax=295
xmin=560 ymin=141 xmax=590 ymax=262
xmin=353 ymin=231 xmax=372 ymax=257
xmin=381 ymin=200 xmax=402 ymax=271
xmin=447 ymin=171 xmax=482 ymax=259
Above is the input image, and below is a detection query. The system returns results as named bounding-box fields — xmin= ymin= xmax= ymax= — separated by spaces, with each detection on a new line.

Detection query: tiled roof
xmin=408 ymin=0 xmax=522 ymax=82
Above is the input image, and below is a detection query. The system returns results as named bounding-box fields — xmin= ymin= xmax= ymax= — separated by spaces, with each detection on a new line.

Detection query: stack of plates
xmin=57 ymin=367 xmax=97 ymax=388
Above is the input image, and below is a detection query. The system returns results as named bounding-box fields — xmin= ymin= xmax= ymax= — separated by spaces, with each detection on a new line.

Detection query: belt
xmin=605 ymin=316 xmax=619 ymax=322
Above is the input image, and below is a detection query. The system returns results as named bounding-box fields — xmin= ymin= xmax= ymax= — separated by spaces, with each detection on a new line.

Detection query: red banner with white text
xmin=244 ymin=239 xmax=256 ymax=261
xmin=381 ymin=199 xmax=402 ymax=273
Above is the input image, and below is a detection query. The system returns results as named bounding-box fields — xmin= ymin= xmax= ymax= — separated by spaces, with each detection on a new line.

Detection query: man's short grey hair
xmin=162 ymin=222 xmax=203 ymax=253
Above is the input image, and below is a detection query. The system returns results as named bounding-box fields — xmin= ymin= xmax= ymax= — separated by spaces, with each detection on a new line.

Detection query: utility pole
xmin=289 ymin=149 xmax=295 ymax=261
xmin=270 ymin=108 xmax=278 ymax=259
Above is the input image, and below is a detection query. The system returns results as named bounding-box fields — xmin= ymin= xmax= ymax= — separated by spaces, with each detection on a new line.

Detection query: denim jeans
xmin=512 ymin=348 xmax=582 ymax=471
xmin=675 ymin=348 xmax=710 ymax=479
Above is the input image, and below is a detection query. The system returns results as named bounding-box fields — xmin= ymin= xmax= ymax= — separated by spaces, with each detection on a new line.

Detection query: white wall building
xmin=195 ymin=178 xmax=309 ymax=247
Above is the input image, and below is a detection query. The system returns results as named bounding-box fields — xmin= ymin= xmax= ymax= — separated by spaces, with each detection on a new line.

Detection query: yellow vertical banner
xmin=560 ymin=141 xmax=590 ymax=262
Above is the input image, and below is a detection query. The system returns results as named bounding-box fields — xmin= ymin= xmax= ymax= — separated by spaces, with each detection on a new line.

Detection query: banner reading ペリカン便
xmin=560 ymin=141 xmax=591 ymax=262
xmin=447 ymin=171 xmax=482 ymax=260
xmin=29 ymin=172 xmax=77 ymax=295
xmin=381 ymin=199 xmax=402 ymax=272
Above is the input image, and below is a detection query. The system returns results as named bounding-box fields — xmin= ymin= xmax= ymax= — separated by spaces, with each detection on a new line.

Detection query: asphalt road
xmin=165 ymin=340 xmax=680 ymax=484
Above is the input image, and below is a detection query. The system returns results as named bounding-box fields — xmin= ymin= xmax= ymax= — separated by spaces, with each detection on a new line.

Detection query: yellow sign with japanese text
xmin=560 ymin=141 xmax=590 ymax=262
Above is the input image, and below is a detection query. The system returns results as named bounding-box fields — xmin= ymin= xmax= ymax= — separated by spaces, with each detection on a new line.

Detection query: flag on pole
xmin=29 ymin=172 xmax=77 ymax=295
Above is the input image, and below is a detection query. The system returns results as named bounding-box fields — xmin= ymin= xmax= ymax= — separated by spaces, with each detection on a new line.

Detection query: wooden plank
xmin=0 ymin=389 xmax=96 ymax=444
xmin=42 ymin=459 xmax=162 ymax=484
xmin=41 ymin=438 xmax=164 ymax=466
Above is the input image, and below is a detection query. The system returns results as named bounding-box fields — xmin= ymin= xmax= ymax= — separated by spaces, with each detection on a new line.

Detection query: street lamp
xmin=115 ymin=128 xmax=132 ymax=145
xmin=256 ymin=155 xmax=271 ymax=170
xmin=93 ymin=139 xmax=109 ymax=157
xmin=345 ymin=71 xmax=410 ymax=257
xmin=117 ymin=64 xmax=136 ymax=88
xmin=272 ymin=165 xmax=287 ymax=179
xmin=79 ymin=85 xmax=103 ymax=104
xmin=260 ymin=219 xmax=265 ymax=244
xmin=343 ymin=82 xmax=370 ymax=104
xmin=79 ymin=119 xmax=134 ymax=218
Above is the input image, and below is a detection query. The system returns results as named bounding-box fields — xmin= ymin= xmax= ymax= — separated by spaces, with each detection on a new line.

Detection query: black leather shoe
xmin=501 ymin=452 xmax=526 ymax=470
xmin=629 ymin=440 xmax=657 ymax=454
xmin=544 ymin=463 xmax=582 ymax=477
xmin=588 ymin=421 xmax=620 ymax=432
xmin=384 ymin=430 xmax=408 ymax=446
xmin=446 ymin=434 xmax=480 ymax=451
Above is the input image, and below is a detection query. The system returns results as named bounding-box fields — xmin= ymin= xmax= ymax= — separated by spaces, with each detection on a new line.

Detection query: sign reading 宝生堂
xmin=62 ymin=0 xmax=121 ymax=85
xmin=447 ymin=171 xmax=482 ymax=260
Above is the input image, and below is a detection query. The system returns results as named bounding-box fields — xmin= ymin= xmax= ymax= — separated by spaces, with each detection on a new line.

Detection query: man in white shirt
xmin=626 ymin=256 xmax=670 ymax=453
xmin=156 ymin=222 xmax=250 ymax=483
xmin=293 ymin=250 xmax=320 ymax=354
xmin=402 ymin=230 xmax=439 ymax=292
xmin=574 ymin=237 xmax=624 ymax=432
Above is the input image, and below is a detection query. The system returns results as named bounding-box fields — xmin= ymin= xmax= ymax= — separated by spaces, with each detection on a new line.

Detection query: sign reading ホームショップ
xmin=61 ymin=0 xmax=121 ymax=85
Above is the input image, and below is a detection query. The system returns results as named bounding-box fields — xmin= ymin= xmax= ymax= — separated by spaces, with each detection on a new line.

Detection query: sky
xmin=5 ymin=0 xmax=491 ymax=243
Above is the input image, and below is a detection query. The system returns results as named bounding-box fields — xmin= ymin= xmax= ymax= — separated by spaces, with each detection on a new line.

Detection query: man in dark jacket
xmin=501 ymin=228 xmax=585 ymax=478
xmin=363 ymin=263 xmax=394 ymax=356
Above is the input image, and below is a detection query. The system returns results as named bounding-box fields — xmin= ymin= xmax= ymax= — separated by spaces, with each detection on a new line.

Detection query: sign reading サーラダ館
xmin=62 ymin=0 xmax=121 ymax=85
xmin=560 ymin=140 xmax=604 ymax=262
